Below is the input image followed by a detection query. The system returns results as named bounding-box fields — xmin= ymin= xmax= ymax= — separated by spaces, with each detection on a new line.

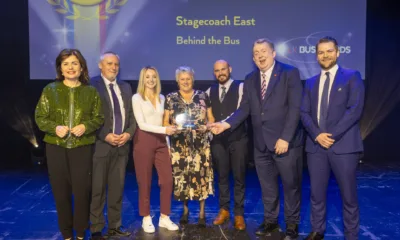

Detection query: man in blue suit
xmin=212 ymin=38 xmax=303 ymax=239
xmin=301 ymin=36 xmax=364 ymax=240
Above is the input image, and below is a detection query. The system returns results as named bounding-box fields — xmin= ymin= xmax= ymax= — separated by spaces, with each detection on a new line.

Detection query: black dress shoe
xmin=105 ymin=226 xmax=131 ymax=237
xmin=284 ymin=224 xmax=299 ymax=239
xmin=179 ymin=211 xmax=189 ymax=224
xmin=90 ymin=232 xmax=105 ymax=240
xmin=304 ymin=232 xmax=324 ymax=240
xmin=255 ymin=222 xmax=280 ymax=236
xmin=198 ymin=216 xmax=206 ymax=228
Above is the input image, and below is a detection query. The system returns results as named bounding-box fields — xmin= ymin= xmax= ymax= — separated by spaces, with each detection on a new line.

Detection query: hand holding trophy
xmin=175 ymin=113 xmax=188 ymax=131
xmin=175 ymin=112 xmax=197 ymax=133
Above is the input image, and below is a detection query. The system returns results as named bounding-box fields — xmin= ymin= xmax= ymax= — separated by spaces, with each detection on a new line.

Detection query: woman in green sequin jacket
xmin=35 ymin=49 xmax=104 ymax=240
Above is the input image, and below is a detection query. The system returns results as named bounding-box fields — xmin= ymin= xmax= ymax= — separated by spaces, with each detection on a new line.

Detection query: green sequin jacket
xmin=35 ymin=81 xmax=104 ymax=148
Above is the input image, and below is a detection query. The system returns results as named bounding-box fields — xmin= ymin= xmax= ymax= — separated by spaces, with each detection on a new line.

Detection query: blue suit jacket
xmin=300 ymin=67 xmax=365 ymax=154
xmin=226 ymin=61 xmax=303 ymax=152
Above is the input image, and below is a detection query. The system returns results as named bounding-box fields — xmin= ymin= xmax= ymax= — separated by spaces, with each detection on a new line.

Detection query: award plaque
xmin=175 ymin=112 xmax=196 ymax=130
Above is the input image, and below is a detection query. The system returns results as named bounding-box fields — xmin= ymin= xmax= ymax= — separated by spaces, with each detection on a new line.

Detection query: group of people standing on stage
xmin=35 ymin=35 xmax=364 ymax=240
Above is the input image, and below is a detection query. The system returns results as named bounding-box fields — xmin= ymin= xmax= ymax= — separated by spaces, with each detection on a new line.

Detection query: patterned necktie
xmin=220 ymin=86 xmax=226 ymax=102
xmin=261 ymin=73 xmax=267 ymax=100
xmin=109 ymin=83 xmax=122 ymax=134
xmin=319 ymin=72 xmax=330 ymax=131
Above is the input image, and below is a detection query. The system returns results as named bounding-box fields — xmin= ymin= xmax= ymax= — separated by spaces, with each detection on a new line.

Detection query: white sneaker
xmin=142 ymin=216 xmax=155 ymax=233
xmin=159 ymin=216 xmax=179 ymax=231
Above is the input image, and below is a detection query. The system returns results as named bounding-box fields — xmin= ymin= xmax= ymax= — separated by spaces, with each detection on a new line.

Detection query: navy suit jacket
xmin=226 ymin=61 xmax=303 ymax=152
xmin=91 ymin=76 xmax=136 ymax=157
xmin=300 ymin=67 xmax=365 ymax=154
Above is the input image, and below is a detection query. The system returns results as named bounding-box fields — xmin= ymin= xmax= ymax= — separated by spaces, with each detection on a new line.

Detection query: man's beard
xmin=217 ymin=74 xmax=230 ymax=84
xmin=319 ymin=58 xmax=337 ymax=70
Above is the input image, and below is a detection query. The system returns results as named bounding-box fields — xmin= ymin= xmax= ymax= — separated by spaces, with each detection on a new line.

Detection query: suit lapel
xmin=262 ymin=62 xmax=281 ymax=105
xmin=253 ymin=71 xmax=262 ymax=104
xmin=327 ymin=67 xmax=343 ymax=117
xmin=117 ymin=81 xmax=129 ymax=126
xmin=96 ymin=77 xmax=113 ymax=118
xmin=311 ymin=75 xmax=321 ymax=123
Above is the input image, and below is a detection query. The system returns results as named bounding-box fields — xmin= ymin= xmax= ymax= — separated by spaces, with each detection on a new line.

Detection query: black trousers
xmin=46 ymin=143 xmax=93 ymax=239
xmin=90 ymin=147 xmax=128 ymax=233
xmin=211 ymin=137 xmax=248 ymax=216
xmin=254 ymin=146 xmax=303 ymax=224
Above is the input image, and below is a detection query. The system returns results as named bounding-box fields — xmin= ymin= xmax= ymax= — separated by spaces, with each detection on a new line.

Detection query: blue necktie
xmin=109 ymin=83 xmax=122 ymax=134
xmin=319 ymin=72 xmax=330 ymax=131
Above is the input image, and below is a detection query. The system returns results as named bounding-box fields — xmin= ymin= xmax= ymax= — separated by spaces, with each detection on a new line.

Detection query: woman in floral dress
xmin=163 ymin=66 xmax=215 ymax=227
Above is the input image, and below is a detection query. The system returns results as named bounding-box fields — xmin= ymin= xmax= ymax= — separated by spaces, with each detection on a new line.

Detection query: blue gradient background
xmin=29 ymin=0 xmax=366 ymax=80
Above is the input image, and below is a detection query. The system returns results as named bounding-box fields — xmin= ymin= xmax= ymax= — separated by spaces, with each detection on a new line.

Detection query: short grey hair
xmin=175 ymin=66 xmax=195 ymax=82
xmin=253 ymin=38 xmax=275 ymax=51
xmin=99 ymin=51 xmax=120 ymax=62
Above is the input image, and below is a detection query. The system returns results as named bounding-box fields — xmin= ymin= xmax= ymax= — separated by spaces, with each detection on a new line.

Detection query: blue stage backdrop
xmin=29 ymin=0 xmax=366 ymax=80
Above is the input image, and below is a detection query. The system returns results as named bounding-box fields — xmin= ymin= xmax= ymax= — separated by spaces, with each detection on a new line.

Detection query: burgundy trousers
xmin=133 ymin=128 xmax=173 ymax=216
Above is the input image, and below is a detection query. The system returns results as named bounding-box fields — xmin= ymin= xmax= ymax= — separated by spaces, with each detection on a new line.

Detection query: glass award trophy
xmin=175 ymin=112 xmax=196 ymax=130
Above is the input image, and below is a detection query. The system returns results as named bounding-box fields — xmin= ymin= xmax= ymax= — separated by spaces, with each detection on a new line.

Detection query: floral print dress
xmin=165 ymin=90 xmax=214 ymax=201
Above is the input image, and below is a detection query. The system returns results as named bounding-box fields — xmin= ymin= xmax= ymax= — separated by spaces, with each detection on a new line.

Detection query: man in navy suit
xmin=301 ymin=36 xmax=364 ymax=240
xmin=212 ymin=38 xmax=303 ymax=239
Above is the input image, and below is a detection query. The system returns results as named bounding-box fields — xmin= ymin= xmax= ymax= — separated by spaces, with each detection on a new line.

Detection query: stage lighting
xmin=30 ymin=143 xmax=46 ymax=165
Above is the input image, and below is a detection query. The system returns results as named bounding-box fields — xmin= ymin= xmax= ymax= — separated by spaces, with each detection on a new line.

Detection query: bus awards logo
xmin=47 ymin=0 xmax=127 ymax=20
xmin=275 ymin=32 xmax=352 ymax=63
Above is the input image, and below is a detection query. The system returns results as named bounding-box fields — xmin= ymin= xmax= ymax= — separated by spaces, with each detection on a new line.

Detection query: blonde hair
xmin=137 ymin=66 xmax=161 ymax=101
xmin=175 ymin=66 xmax=195 ymax=83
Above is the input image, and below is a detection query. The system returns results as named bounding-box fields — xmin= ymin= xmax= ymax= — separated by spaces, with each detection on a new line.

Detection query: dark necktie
xmin=261 ymin=73 xmax=267 ymax=100
xmin=109 ymin=83 xmax=122 ymax=134
xmin=319 ymin=72 xmax=330 ymax=131
xmin=220 ymin=86 xmax=226 ymax=102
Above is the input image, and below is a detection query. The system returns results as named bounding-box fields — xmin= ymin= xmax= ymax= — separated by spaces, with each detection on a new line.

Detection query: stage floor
xmin=0 ymin=162 xmax=398 ymax=239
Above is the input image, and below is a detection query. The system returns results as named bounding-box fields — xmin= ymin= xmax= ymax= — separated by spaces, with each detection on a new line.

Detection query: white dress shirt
xmin=102 ymin=75 xmax=125 ymax=133
xmin=205 ymin=79 xmax=243 ymax=109
xmin=132 ymin=93 xmax=166 ymax=134
xmin=317 ymin=64 xmax=339 ymax=123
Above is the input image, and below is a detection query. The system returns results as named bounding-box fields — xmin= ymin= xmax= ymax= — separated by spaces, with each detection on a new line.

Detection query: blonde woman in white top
xmin=132 ymin=66 xmax=178 ymax=233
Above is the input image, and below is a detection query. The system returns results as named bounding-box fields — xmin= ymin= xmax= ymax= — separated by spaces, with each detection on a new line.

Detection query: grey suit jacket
xmin=91 ymin=76 xmax=136 ymax=157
